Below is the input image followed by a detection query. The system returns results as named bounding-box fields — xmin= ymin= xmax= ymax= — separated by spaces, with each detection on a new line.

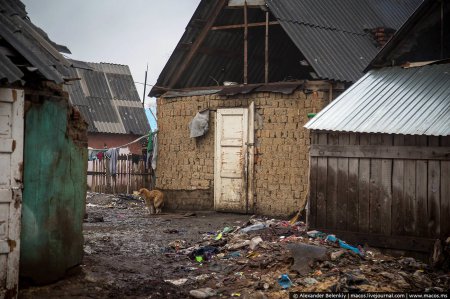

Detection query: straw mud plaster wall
xmin=157 ymin=90 xmax=329 ymax=216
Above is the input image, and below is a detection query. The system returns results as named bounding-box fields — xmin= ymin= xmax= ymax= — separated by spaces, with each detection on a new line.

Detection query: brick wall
xmin=88 ymin=133 xmax=144 ymax=154
xmin=156 ymin=89 xmax=328 ymax=216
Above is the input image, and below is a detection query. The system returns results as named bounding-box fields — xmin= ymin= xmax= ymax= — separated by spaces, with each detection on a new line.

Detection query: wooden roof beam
xmin=211 ymin=21 xmax=279 ymax=31
xmin=168 ymin=0 xmax=228 ymax=88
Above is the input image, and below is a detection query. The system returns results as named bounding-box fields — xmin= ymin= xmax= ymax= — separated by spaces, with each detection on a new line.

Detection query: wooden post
xmin=126 ymin=154 xmax=130 ymax=194
xmin=265 ymin=10 xmax=269 ymax=84
xmin=244 ymin=1 xmax=248 ymax=84
xmin=106 ymin=158 xmax=111 ymax=193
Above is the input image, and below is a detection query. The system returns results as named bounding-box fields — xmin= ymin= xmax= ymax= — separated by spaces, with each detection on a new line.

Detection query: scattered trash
xmin=231 ymin=293 xmax=241 ymax=297
xmin=240 ymin=223 xmax=266 ymax=233
xmin=191 ymin=246 xmax=219 ymax=261
xmin=215 ymin=232 xmax=223 ymax=240
xmin=278 ymin=274 xmax=293 ymax=289
xmin=325 ymin=235 xmax=362 ymax=256
xmin=195 ymin=256 xmax=204 ymax=263
xmin=194 ymin=274 xmax=211 ymax=281
xmin=330 ymin=249 xmax=346 ymax=261
xmin=222 ymin=227 xmax=233 ymax=234
xmin=164 ymin=278 xmax=188 ymax=286
xmin=225 ymin=251 xmax=241 ymax=259
xmin=304 ymin=277 xmax=319 ymax=285
xmin=189 ymin=287 xmax=217 ymax=299
xmin=249 ymin=236 xmax=263 ymax=250
xmin=288 ymin=243 xmax=327 ymax=274
xmin=168 ymin=240 xmax=187 ymax=250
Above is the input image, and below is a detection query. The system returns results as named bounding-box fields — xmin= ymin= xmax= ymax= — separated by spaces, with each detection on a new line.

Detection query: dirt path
xmin=19 ymin=193 xmax=250 ymax=299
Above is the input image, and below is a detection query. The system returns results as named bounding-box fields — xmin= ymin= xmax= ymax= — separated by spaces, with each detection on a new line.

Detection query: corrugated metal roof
xmin=65 ymin=60 xmax=150 ymax=135
xmin=305 ymin=63 xmax=450 ymax=136
xmin=151 ymin=0 xmax=421 ymax=96
xmin=266 ymin=0 xmax=422 ymax=83
xmin=0 ymin=0 xmax=72 ymax=84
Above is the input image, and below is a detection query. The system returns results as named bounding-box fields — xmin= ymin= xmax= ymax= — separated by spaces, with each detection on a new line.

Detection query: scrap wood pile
xmin=163 ymin=217 xmax=450 ymax=299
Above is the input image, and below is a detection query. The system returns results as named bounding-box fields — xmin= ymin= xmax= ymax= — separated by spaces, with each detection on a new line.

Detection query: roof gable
xmin=151 ymin=0 xmax=421 ymax=96
xmin=370 ymin=0 xmax=450 ymax=68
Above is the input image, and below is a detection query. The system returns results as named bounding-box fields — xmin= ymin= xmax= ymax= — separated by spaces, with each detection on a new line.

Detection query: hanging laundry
xmin=105 ymin=148 xmax=120 ymax=176
xmin=96 ymin=151 xmax=104 ymax=161
xmin=151 ymin=132 xmax=158 ymax=171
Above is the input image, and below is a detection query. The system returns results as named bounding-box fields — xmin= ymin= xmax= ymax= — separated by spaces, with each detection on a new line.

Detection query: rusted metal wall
xmin=20 ymin=92 xmax=87 ymax=284
xmin=308 ymin=131 xmax=450 ymax=253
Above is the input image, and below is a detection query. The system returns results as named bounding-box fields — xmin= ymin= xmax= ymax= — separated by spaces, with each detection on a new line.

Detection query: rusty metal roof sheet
xmin=0 ymin=0 xmax=72 ymax=84
xmin=305 ymin=63 xmax=450 ymax=136
xmin=66 ymin=60 xmax=150 ymax=135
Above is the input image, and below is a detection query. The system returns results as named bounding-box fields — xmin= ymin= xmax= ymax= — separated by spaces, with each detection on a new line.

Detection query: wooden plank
xmin=347 ymin=132 xmax=360 ymax=231
xmin=380 ymin=134 xmax=393 ymax=236
xmin=441 ymin=160 xmax=450 ymax=238
xmin=319 ymin=229 xmax=437 ymax=253
xmin=428 ymin=137 xmax=441 ymax=238
xmin=369 ymin=135 xmax=382 ymax=234
xmin=326 ymin=134 xmax=339 ymax=229
xmin=211 ymin=21 xmax=279 ymax=30
xmin=0 ymin=139 xmax=14 ymax=153
xmin=392 ymin=135 xmax=404 ymax=235
xmin=336 ymin=134 xmax=349 ymax=231
xmin=168 ymin=0 xmax=227 ymax=88
xmin=316 ymin=133 xmax=328 ymax=229
xmin=415 ymin=136 xmax=428 ymax=237
xmin=403 ymin=135 xmax=416 ymax=236
xmin=441 ymin=137 xmax=450 ymax=238
xmin=228 ymin=0 xmax=265 ymax=6
xmin=0 ymin=190 xmax=12 ymax=202
xmin=347 ymin=158 xmax=359 ymax=231
xmin=310 ymin=144 xmax=450 ymax=160
xmin=264 ymin=11 xmax=269 ymax=84
xmin=380 ymin=159 xmax=392 ymax=236
xmin=243 ymin=1 xmax=248 ymax=84
xmin=358 ymin=135 xmax=370 ymax=233
xmin=308 ymin=157 xmax=318 ymax=228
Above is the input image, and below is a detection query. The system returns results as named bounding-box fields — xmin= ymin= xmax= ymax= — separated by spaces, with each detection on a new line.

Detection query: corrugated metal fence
xmin=88 ymin=155 xmax=153 ymax=194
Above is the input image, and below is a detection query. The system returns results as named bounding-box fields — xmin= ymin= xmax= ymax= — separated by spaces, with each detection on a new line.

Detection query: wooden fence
xmin=308 ymin=132 xmax=450 ymax=253
xmin=87 ymin=155 xmax=153 ymax=194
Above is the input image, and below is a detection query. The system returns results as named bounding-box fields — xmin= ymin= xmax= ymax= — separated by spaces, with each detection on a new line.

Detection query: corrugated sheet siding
xmin=305 ymin=64 xmax=450 ymax=136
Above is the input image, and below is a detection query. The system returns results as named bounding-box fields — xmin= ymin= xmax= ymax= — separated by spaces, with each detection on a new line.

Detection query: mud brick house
xmin=305 ymin=0 xmax=450 ymax=253
xmin=0 ymin=0 xmax=88 ymax=294
xmin=65 ymin=60 xmax=150 ymax=154
xmin=150 ymin=0 xmax=421 ymax=216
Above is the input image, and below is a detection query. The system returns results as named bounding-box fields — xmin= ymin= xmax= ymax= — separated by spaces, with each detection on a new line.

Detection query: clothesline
xmin=88 ymin=134 xmax=153 ymax=151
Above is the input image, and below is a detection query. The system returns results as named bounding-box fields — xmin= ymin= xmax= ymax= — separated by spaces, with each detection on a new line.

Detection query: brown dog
xmin=137 ymin=188 xmax=164 ymax=214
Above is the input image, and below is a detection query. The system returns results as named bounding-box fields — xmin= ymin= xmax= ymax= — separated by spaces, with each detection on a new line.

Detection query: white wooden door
xmin=0 ymin=88 xmax=24 ymax=299
xmin=214 ymin=108 xmax=249 ymax=212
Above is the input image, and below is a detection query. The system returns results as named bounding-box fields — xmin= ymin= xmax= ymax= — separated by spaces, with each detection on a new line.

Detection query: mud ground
xmin=18 ymin=193 xmax=450 ymax=299
xmin=19 ymin=192 xmax=250 ymax=299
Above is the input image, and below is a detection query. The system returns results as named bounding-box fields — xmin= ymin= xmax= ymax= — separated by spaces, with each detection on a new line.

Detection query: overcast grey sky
xmin=22 ymin=0 xmax=201 ymax=107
